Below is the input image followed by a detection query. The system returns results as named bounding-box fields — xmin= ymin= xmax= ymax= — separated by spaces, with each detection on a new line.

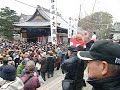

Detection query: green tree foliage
xmin=79 ymin=11 xmax=113 ymax=39
xmin=0 ymin=7 xmax=20 ymax=40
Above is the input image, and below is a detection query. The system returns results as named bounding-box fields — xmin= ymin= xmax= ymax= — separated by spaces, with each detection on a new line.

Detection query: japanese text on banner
xmin=50 ymin=0 xmax=57 ymax=44
xmin=68 ymin=17 xmax=72 ymax=38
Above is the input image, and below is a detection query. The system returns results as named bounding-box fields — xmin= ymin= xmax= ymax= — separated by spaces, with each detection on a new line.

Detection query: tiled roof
xmin=112 ymin=22 xmax=120 ymax=31
xmin=19 ymin=14 xmax=32 ymax=22
xmin=14 ymin=21 xmax=50 ymax=27
xmin=14 ymin=5 xmax=68 ymax=29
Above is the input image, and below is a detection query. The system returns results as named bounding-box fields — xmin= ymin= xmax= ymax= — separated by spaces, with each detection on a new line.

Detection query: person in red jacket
xmin=21 ymin=61 xmax=40 ymax=90
xmin=70 ymin=34 xmax=85 ymax=48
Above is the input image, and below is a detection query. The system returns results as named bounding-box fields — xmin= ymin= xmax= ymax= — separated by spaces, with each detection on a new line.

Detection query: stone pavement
xmin=37 ymin=68 xmax=92 ymax=90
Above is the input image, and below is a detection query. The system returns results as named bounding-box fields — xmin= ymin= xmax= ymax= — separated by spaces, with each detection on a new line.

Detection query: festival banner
xmin=68 ymin=17 xmax=72 ymax=38
xmin=50 ymin=0 xmax=57 ymax=44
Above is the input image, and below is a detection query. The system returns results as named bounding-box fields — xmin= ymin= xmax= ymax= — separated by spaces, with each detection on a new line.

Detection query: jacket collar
xmin=87 ymin=76 xmax=120 ymax=90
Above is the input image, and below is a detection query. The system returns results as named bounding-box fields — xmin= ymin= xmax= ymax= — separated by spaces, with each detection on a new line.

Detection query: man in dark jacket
xmin=0 ymin=57 xmax=8 ymax=77
xmin=77 ymin=40 xmax=120 ymax=90
xmin=40 ymin=52 xmax=47 ymax=81
xmin=46 ymin=51 xmax=55 ymax=78
xmin=61 ymin=46 xmax=85 ymax=90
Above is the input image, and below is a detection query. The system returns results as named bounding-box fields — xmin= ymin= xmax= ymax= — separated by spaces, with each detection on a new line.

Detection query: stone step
xmin=37 ymin=68 xmax=92 ymax=90
xmin=37 ymin=74 xmax=64 ymax=90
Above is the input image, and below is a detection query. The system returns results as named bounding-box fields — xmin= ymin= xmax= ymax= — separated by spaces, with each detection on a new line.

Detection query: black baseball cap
xmin=68 ymin=46 xmax=78 ymax=52
xmin=77 ymin=40 xmax=120 ymax=65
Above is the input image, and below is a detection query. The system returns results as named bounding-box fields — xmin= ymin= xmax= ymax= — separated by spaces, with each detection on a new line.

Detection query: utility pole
xmin=77 ymin=4 xmax=82 ymax=34
xmin=91 ymin=0 xmax=97 ymax=32
xmin=92 ymin=0 xmax=97 ymax=14
xmin=78 ymin=0 xmax=86 ymax=27
xmin=79 ymin=4 xmax=82 ymax=20
xmin=77 ymin=4 xmax=81 ymax=28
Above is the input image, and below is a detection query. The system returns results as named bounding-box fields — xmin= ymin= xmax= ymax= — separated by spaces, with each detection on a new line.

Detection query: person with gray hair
xmin=77 ymin=40 xmax=120 ymax=90
xmin=24 ymin=61 xmax=36 ymax=74
xmin=21 ymin=60 xmax=40 ymax=90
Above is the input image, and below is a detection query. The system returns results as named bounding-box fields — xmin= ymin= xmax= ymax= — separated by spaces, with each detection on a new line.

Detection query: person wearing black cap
xmin=61 ymin=46 xmax=85 ymax=90
xmin=77 ymin=40 xmax=120 ymax=90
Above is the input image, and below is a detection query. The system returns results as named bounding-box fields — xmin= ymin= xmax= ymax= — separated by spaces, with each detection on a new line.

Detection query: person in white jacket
xmin=0 ymin=65 xmax=24 ymax=90
xmin=91 ymin=32 xmax=97 ymax=42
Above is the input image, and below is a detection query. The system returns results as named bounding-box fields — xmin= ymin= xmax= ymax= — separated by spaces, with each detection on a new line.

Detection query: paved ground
xmin=37 ymin=68 xmax=92 ymax=90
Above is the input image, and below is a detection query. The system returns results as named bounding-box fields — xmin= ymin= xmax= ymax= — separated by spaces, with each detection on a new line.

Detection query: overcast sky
xmin=0 ymin=0 xmax=120 ymax=22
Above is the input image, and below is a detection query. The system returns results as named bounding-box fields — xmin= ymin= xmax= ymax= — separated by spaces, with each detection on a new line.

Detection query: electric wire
xmin=14 ymin=0 xmax=109 ymax=26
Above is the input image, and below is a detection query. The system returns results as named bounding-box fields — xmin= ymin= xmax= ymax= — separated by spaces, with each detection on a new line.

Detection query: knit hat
xmin=1 ymin=65 xmax=16 ymax=81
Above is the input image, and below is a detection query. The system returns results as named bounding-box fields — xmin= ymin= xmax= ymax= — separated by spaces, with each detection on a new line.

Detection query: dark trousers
xmin=62 ymin=80 xmax=84 ymax=90
xmin=75 ymin=79 xmax=86 ymax=90
xmin=37 ymin=70 xmax=40 ymax=75
xmin=47 ymin=71 xmax=54 ymax=78
xmin=41 ymin=72 xmax=46 ymax=81
xmin=56 ymin=63 xmax=60 ymax=70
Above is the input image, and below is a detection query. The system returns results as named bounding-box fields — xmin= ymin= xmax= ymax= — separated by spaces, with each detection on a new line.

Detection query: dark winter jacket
xmin=40 ymin=57 xmax=47 ymax=73
xmin=61 ymin=55 xmax=85 ymax=90
xmin=61 ymin=56 xmax=85 ymax=80
xmin=47 ymin=56 xmax=55 ymax=72
xmin=88 ymin=76 xmax=120 ymax=90
xmin=0 ymin=65 xmax=7 ymax=77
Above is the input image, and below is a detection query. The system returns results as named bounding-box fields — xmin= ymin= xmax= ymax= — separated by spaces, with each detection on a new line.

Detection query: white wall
xmin=113 ymin=33 xmax=120 ymax=40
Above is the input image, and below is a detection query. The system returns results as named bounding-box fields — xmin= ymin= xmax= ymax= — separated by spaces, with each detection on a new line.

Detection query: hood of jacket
xmin=88 ymin=76 xmax=120 ymax=90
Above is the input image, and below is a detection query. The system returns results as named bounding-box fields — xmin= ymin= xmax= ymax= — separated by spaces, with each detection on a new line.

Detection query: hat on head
xmin=47 ymin=51 xmax=53 ymax=56
xmin=1 ymin=65 xmax=16 ymax=81
xmin=8 ymin=57 xmax=13 ymax=61
xmin=77 ymin=40 xmax=120 ymax=65
xmin=41 ymin=52 xmax=46 ymax=57
xmin=68 ymin=46 xmax=78 ymax=52
xmin=0 ymin=54 xmax=3 ymax=59
xmin=6 ymin=55 xmax=10 ymax=57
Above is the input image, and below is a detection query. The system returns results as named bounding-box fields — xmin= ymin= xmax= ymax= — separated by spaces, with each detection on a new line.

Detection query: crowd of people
xmin=0 ymin=41 xmax=67 ymax=90
xmin=0 ymin=31 xmax=120 ymax=90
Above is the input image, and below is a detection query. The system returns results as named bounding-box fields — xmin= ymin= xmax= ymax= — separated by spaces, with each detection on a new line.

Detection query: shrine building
xmin=14 ymin=5 xmax=68 ymax=44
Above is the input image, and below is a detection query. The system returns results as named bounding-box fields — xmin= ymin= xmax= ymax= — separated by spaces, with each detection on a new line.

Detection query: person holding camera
xmin=61 ymin=46 xmax=85 ymax=90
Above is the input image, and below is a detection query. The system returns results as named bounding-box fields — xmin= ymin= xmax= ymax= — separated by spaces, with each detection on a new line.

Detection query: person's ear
xmin=101 ymin=61 xmax=109 ymax=76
